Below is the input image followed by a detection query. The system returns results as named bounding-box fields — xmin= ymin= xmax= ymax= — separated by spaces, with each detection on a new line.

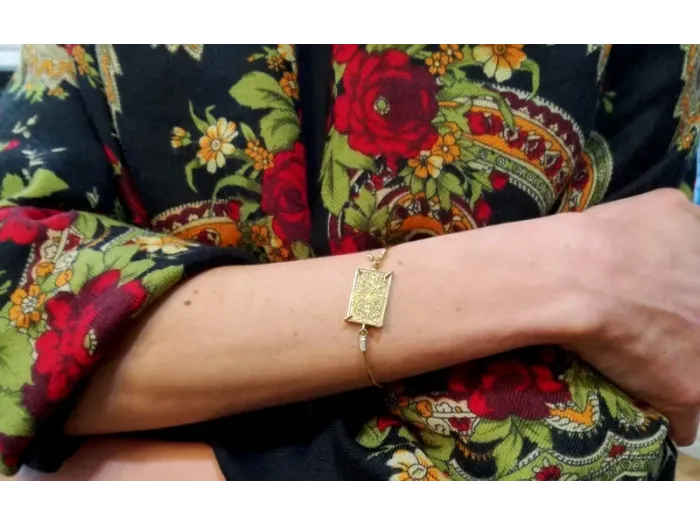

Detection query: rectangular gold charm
xmin=345 ymin=268 xmax=393 ymax=328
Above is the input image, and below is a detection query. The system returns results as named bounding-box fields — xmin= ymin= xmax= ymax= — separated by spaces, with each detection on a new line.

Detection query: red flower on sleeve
xmin=448 ymin=353 xmax=571 ymax=421
xmin=35 ymin=270 xmax=147 ymax=402
xmin=0 ymin=207 xmax=75 ymax=245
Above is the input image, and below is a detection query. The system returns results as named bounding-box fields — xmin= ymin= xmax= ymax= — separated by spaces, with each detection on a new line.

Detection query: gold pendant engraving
xmin=345 ymin=268 xmax=393 ymax=328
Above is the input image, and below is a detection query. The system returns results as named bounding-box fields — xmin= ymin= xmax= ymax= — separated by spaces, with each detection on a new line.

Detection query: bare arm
xmin=67 ymin=215 xmax=583 ymax=435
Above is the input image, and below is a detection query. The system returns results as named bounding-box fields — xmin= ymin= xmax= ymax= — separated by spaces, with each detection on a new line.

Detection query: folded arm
xmin=66 ymin=215 xmax=585 ymax=435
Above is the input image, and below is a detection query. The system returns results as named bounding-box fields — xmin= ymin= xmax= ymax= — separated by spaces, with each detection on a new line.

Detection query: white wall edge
xmin=0 ymin=47 xmax=20 ymax=71
xmin=680 ymin=442 xmax=700 ymax=461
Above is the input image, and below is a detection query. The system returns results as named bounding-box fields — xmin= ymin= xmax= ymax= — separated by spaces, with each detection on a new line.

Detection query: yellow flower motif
xmin=56 ymin=269 xmax=73 ymax=287
xmin=9 ymin=284 xmax=46 ymax=330
xmin=47 ymin=86 xmax=66 ymax=98
xmin=245 ymin=139 xmax=263 ymax=157
xmin=36 ymin=261 xmax=55 ymax=277
xmin=425 ymin=52 xmax=449 ymax=76
xmin=472 ymin=44 xmax=527 ymax=82
xmin=264 ymin=237 xmax=290 ymax=262
xmin=439 ymin=44 xmax=463 ymax=63
xmin=431 ymin=134 xmax=461 ymax=164
xmin=387 ymin=449 xmax=449 ymax=481
xmin=416 ymin=400 xmax=434 ymax=418
xmin=280 ymin=72 xmax=299 ymax=100
xmin=70 ymin=45 xmax=90 ymax=76
xmin=197 ymin=118 xmax=238 ymax=174
xmin=170 ymin=127 xmax=191 ymax=149
xmin=267 ymin=55 xmax=285 ymax=72
xmin=408 ymin=151 xmax=444 ymax=179
xmin=277 ymin=45 xmax=296 ymax=63
xmin=253 ymin=150 xmax=274 ymax=171
xmin=245 ymin=140 xmax=275 ymax=171
xmin=251 ymin=224 xmax=269 ymax=246
xmin=132 ymin=235 xmax=189 ymax=255
xmin=682 ymin=134 xmax=695 ymax=150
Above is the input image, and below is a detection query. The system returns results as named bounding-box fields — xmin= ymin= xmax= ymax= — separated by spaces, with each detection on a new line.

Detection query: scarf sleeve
xmin=0 ymin=45 xmax=253 ymax=475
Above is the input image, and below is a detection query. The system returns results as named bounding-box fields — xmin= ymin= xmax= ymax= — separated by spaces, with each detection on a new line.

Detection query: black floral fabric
xmin=0 ymin=45 xmax=697 ymax=480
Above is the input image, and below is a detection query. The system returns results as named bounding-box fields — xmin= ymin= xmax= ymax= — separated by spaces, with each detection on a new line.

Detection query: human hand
xmin=560 ymin=189 xmax=700 ymax=445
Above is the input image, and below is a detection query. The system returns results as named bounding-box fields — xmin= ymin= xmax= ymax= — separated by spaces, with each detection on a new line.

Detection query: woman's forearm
xmin=67 ymin=215 xmax=585 ymax=435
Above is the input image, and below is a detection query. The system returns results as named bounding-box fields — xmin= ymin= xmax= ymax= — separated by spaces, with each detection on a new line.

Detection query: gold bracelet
xmin=345 ymin=248 xmax=392 ymax=388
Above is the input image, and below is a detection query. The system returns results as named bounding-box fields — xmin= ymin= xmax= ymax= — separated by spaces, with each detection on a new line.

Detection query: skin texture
xmin=8 ymin=439 xmax=223 ymax=481
xmin=65 ymin=189 xmax=700 ymax=451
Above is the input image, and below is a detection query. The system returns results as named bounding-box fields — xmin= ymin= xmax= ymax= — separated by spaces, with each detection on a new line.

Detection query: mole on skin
xmin=184 ymin=300 xmax=192 ymax=306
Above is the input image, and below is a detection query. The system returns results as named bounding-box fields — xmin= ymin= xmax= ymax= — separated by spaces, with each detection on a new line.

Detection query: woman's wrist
xmin=370 ymin=215 xmax=596 ymax=380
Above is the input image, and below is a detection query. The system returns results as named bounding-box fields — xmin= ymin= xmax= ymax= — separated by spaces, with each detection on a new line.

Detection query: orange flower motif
xmin=253 ymin=150 xmax=274 ymax=171
xmin=472 ymin=45 xmax=527 ymax=82
xmin=408 ymin=151 xmax=444 ymax=179
xmin=170 ymin=127 xmax=190 ymax=149
xmin=56 ymin=269 xmax=73 ymax=287
xmin=267 ymin=55 xmax=285 ymax=71
xmin=277 ymin=45 xmax=296 ymax=63
xmin=245 ymin=140 xmax=275 ymax=171
xmin=425 ymin=52 xmax=449 ymax=76
xmin=416 ymin=400 xmax=434 ymax=418
xmin=387 ymin=449 xmax=449 ymax=481
xmin=9 ymin=284 xmax=46 ymax=329
xmin=251 ymin=224 xmax=269 ymax=246
xmin=36 ymin=261 xmax=55 ymax=277
xmin=197 ymin=118 xmax=238 ymax=174
xmin=70 ymin=45 xmax=90 ymax=76
xmin=279 ymin=72 xmax=299 ymax=100
xmin=439 ymin=44 xmax=464 ymax=63
xmin=245 ymin=139 xmax=263 ymax=158
xmin=47 ymin=86 xmax=67 ymax=98
xmin=431 ymin=134 xmax=461 ymax=164
xmin=264 ymin=237 xmax=290 ymax=262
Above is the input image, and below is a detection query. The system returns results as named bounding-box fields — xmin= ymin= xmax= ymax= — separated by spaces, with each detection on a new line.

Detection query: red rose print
xmin=608 ymin=445 xmax=626 ymax=458
xmin=448 ymin=417 xmax=472 ymax=433
xmin=448 ymin=354 xmax=571 ymax=420
xmin=377 ymin=417 xmax=401 ymax=432
xmin=261 ymin=142 xmax=311 ymax=244
xmin=226 ymin=200 xmax=241 ymax=221
xmin=0 ymin=207 xmax=75 ymax=245
xmin=489 ymin=170 xmax=509 ymax=190
xmin=0 ymin=435 xmax=29 ymax=471
xmin=473 ymin=199 xmax=492 ymax=224
xmin=370 ymin=174 xmax=385 ymax=190
xmin=535 ymin=465 xmax=562 ymax=481
xmin=466 ymin=111 xmax=504 ymax=136
xmin=334 ymin=49 xmax=439 ymax=170
xmin=333 ymin=45 xmax=360 ymax=64
xmin=330 ymin=229 xmax=383 ymax=255
xmin=2 ymin=139 xmax=20 ymax=151
xmin=35 ymin=270 xmax=147 ymax=402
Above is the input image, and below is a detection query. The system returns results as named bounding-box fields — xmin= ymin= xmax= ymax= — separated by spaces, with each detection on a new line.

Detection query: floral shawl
xmin=0 ymin=44 xmax=697 ymax=480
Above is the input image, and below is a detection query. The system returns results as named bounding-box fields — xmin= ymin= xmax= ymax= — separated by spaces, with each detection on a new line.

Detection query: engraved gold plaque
xmin=345 ymin=268 xmax=393 ymax=328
